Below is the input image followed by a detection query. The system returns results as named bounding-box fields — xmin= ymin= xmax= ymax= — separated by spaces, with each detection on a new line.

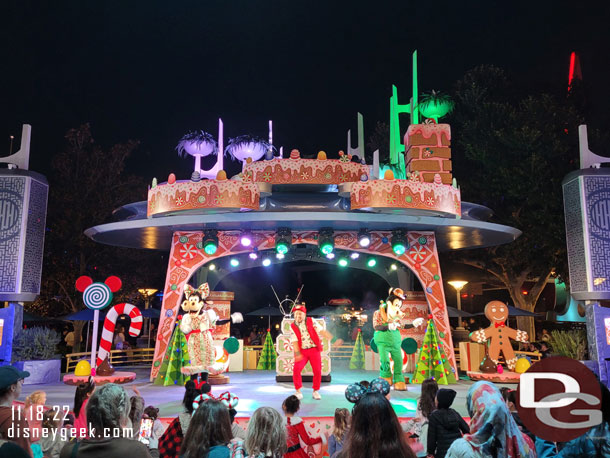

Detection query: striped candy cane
xmin=96 ymin=303 xmax=143 ymax=368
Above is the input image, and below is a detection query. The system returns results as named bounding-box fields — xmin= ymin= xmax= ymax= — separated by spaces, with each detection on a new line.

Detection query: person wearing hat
xmin=426 ymin=388 xmax=469 ymax=458
xmin=289 ymin=303 xmax=332 ymax=400
xmin=0 ymin=365 xmax=32 ymax=457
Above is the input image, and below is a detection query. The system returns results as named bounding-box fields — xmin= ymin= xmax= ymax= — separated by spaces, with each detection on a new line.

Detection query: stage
xmin=21 ymin=364 xmax=519 ymax=419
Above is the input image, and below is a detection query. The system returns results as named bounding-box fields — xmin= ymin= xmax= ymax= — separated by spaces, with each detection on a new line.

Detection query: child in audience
xmin=73 ymin=377 xmax=95 ymax=438
xmin=158 ymin=380 xmax=201 ymax=457
xmin=142 ymin=406 xmax=166 ymax=458
xmin=427 ymin=389 xmax=469 ymax=458
xmin=24 ymin=391 xmax=46 ymax=442
xmin=229 ymin=408 xmax=246 ymax=440
xmin=500 ymin=387 xmax=534 ymax=442
xmin=39 ymin=409 xmax=68 ymax=458
xmin=402 ymin=377 xmax=438 ymax=453
xmin=328 ymin=408 xmax=350 ymax=458
xmin=282 ymin=395 xmax=324 ymax=458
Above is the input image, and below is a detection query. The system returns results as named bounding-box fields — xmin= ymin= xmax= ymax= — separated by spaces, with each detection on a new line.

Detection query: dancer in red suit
xmin=282 ymin=395 xmax=324 ymax=458
xmin=290 ymin=303 xmax=331 ymax=400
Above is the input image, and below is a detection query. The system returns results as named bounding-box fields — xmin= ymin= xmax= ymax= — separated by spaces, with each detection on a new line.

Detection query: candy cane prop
xmin=96 ymin=303 xmax=143 ymax=368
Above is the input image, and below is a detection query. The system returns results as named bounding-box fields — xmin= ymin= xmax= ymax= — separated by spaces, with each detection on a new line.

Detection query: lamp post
xmin=138 ymin=288 xmax=158 ymax=347
xmin=448 ymin=281 xmax=468 ymax=329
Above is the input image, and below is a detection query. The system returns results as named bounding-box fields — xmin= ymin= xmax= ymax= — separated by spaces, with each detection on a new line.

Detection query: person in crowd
xmin=0 ymin=366 xmax=32 ymax=456
xmin=535 ymin=379 xmax=610 ymax=457
xmin=500 ymin=388 xmax=534 ymax=442
xmin=39 ymin=408 xmax=68 ymax=458
xmin=60 ymin=383 xmax=151 ymax=457
xmin=540 ymin=329 xmax=551 ymax=342
xmin=158 ymin=380 xmax=201 ymax=457
xmin=73 ymin=377 xmax=95 ymax=438
xmin=244 ymin=406 xmax=286 ymax=458
xmin=114 ymin=326 xmax=127 ymax=350
xmin=337 ymin=390 xmax=416 ymax=458
xmin=180 ymin=399 xmax=243 ymax=458
xmin=328 ymin=408 xmax=350 ymax=458
xmin=427 ymin=389 xmax=469 ymax=458
xmin=445 ymin=381 xmax=535 ymax=458
xmin=63 ymin=329 xmax=75 ymax=352
xmin=282 ymin=395 xmax=324 ymax=457
xmin=229 ymin=408 xmax=246 ymax=440
xmin=24 ymin=390 xmax=46 ymax=443
xmin=142 ymin=406 xmax=166 ymax=458
xmin=129 ymin=395 xmax=145 ymax=439
xmin=402 ymin=377 xmax=438 ymax=451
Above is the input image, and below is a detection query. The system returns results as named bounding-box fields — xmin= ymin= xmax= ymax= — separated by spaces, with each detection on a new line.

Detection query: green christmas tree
xmin=154 ymin=319 xmax=191 ymax=386
xmin=412 ymin=317 xmax=456 ymax=385
xmin=349 ymin=329 xmax=366 ymax=369
xmin=257 ymin=330 xmax=277 ymax=370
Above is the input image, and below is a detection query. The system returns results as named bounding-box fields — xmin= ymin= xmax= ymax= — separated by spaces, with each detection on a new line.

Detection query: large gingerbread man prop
xmin=470 ymin=300 xmax=528 ymax=370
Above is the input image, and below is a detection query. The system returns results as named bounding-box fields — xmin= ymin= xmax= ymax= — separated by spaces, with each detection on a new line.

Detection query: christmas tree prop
xmin=349 ymin=329 xmax=366 ymax=369
xmin=154 ymin=318 xmax=191 ymax=386
xmin=257 ymin=330 xmax=277 ymax=370
xmin=412 ymin=315 xmax=456 ymax=385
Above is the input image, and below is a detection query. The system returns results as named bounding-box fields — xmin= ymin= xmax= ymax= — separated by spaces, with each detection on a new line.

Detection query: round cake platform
xmin=208 ymin=374 xmax=229 ymax=385
xmin=63 ymin=372 xmax=137 ymax=386
xmin=467 ymin=370 xmax=520 ymax=383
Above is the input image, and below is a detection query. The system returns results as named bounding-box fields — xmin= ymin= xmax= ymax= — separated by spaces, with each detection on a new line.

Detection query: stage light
xmin=358 ymin=229 xmax=371 ymax=247
xmin=249 ymin=252 xmax=258 ymax=260
xmin=230 ymin=258 xmax=239 ymax=267
xmin=275 ymin=228 xmax=291 ymax=255
xmin=240 ymin=232 xmax=253 ymax=247
xmin=203 ymin=230 xmax=219 ymax=255
xmin=326 ymin=253 xmax=335 ymax=259
xmin=262 ymin=258 xmax=271 ymax=267
xmin=391 ymin=230 xmax=407 ymax=256
xmin=367 ymin=258 xmax=377 ymax=267
xmin=338 ymin=258 xmax=349 ymax=267
xmin=390 ymin=264 xmax=397 ymax=271
xmin=350 ymin=252 xmax=360 ymax=260
xmin=276 ymin=252 xmax=285 ymax=260
xmin=208 ymin=263 xmax=216 ymax=271
xmin=318 ymin=228 xmax=334 ymax=255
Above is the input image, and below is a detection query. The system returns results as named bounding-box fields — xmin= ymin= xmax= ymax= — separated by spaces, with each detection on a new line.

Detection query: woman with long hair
xmin=402 ymin=377 xmax=438 ymax=454
xmin=328 ymin=408 xmax=350 ymax=457
xmin=158 ymin=380 xmax=202 ymax=457
xmin=245 ymin=407 xmax=286 ymax=458
xmin=73 ymin=377 xmax=95 ymax=438
xmin=180 ymin=399 xmax=239 ymax=458
xmin=338 ymin=391 xmax=416 ymax=458
xmin=129 ymin=395 xmax=145 ymax=438
xmin=445 ymin=381 xmax=535 ymax=458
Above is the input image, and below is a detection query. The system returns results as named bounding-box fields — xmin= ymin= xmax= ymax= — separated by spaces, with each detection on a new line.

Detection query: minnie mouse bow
xmin=184 ymin=282 xmax=211 ymax=300
xmin=192 ymin=391 xmax=239 ymax=411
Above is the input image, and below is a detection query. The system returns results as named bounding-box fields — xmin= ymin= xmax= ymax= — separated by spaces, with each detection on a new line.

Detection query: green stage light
xmin=338 ymin=258 xmax=348 ymax=267
xmin=203 ymin=230 xmax=218 ymax=255
xmin=318 ymin=228 xmax=334 ymax=255
xmin=391 ymin=230 xmax=408 ymax=256
xmin=275 ymin=228 xmax=292 ymax=255
xmin=276 ymin=240 xmax=289 ymax=254
xmin=230 ymin=258 xmax=239 ymax=267
xmin=367 ymin=258 xmax=377 ymax=267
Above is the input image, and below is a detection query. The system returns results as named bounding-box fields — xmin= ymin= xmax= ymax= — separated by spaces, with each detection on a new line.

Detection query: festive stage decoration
xmin=74 ymin=360 xmax=91 ymax=377
xmin=470 ymin=301 xmax=528 ymax=370
xmin=154 ymin=317 xmax=191 ymax=386
xmin=257 ymin=330 xmax=277 ymax=370
xmin=349 ymin=329 xmax=366 ymax=369
xmin=412 ymin=315 xmax=456 ymax=385
xmin=97 ymin=302 xmax=143 ymax=371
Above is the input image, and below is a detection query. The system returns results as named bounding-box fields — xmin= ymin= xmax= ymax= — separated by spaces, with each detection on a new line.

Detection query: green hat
xmin=0 ymin=366 xmax=30 ymax=389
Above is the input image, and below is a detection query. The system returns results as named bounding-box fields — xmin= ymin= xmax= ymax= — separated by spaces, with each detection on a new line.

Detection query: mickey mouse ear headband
xmin=345 ymin=378 xmax=391 ymax=403
xmin=193 ymin=391 xmax=239 ymax=411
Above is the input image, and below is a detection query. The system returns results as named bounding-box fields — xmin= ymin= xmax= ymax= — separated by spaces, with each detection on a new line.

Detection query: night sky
xmin=3 ymin=1 xmax=608 ymax=313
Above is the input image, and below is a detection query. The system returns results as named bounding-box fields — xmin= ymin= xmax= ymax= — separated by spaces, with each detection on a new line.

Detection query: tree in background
xmin=29 ymin=124 xmax=165 ymax=351
xmin=154 ymin=318 xmax=191 ymax=386
xmin=412 ymin=316 xmax=456 ymax=384
xmin=349 ymin=329 xmax=365 ymax=369
xmin=257 ymin=330 xmax=277 ymax=370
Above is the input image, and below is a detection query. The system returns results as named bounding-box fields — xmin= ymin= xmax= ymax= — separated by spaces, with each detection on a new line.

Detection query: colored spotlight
xmin=262 ymin=258 xmax=271 ymax=267
xmin=391 ymin=264 xmax=398 ymax=271
xmin=240 ymin=232 xmax=253 ymax=247
xmin=338 ymin=258 xmax=349 ymax=267
xmin=326 ymin=253 xmax=335 ymax=259
xmin=318 ymin=228 xmax=334 ymax=255
xmin=249 ymin=252 xmax=258 ymax=260
xmin=275 ymin=228 xmax=291 ymax=255
xmin=230 ymin=258 xmax=239 ymax=267
xmin=367 ymin=258 xmax=377 ymax=267
xmin=350 ymin=252 xmax=360 ymax=260
xmin=391 ymin=230 xmax=408 ymax=256
xmin=276 ymin=252 xmax=285 ymax=260
xmin=203 ymin=230 xmax=218 ymax=255
xmin=208 ymin=263 xmax=216 ymax=271
xmin=358 ymin=229 xmax=371 ymax=247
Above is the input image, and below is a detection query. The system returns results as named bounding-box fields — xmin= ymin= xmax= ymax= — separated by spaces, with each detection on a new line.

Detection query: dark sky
xmin=4 ymin=1 xmax=609 ymax=179
xmin=3 ymin=1 xmax=608 ymax=313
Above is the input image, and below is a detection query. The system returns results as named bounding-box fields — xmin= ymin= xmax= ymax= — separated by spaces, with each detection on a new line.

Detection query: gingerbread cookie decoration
xmin=470 ymin=300 xmax=528 ymax=370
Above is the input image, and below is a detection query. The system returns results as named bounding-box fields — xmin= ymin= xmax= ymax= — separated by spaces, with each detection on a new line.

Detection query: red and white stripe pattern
xmin=96 ymin=303 xmax=143 ymax=368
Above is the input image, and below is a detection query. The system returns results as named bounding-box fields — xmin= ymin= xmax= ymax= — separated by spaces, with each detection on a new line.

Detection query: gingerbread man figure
xmin=470 ymin=300 xmax=528 ymax=370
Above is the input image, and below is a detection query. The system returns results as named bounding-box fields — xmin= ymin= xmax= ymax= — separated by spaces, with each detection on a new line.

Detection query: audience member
xmin=39 ymin=408 xmax=67 ymax=458
xmin=328 ymin=408 xmax=350 ymax=458
xmin=535 ymin=379 xmax=610 ymax=457
xmin=158 ymin=380 xmax=201 ymax=457
xmin=24 ymin=390 xmax=46 ymax=443
xmin=500 ymin=388 xmax=534 ymax=442
xmin=282 ymin=395 xmax=324 ymax=457
xmin=180 ymin=399 xmax=243 ymax=458
xmin=60 ymin=383 xmax=151 ymax=457
xmin=337 ymin=389 xmax=415 ymax=458
xmin=73 ymin=377 xmax=95 ymax=438
xmin=445 ymin=381 xmax=535 ymax=458
xmin=427 ymin=389 xmax=469 ymax=458
xmin=244 ymin=406 xmax=286 ymax=458
xmin=142 ymin=406 xmax=166 ymax=458
xmin=229 ymin=408 xmax=246 ymax=440
xmin=402 ymin=377 xmax=438 ymax=452
xmin=0 ymin=365 xmax=32 ymax=456
xmin=129 ymin=395 xmax=145 ymax=439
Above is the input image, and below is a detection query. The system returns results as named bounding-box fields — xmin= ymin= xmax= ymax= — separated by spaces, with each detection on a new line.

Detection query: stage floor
xmin=23 ymin=365 xmax=518 ymax=418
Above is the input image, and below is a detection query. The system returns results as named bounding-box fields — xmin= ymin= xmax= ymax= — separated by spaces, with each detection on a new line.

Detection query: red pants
xmin=293 ymin=347 xmax=322 ymax=391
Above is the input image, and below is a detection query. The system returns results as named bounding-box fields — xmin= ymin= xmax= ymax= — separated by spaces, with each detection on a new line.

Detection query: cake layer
xmin=243 ymin=158 xmax=369 ymax=185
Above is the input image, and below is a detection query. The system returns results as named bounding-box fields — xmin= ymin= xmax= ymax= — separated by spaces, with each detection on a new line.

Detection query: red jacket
xmin=291 ymin=317 xmax=322 ymax=351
